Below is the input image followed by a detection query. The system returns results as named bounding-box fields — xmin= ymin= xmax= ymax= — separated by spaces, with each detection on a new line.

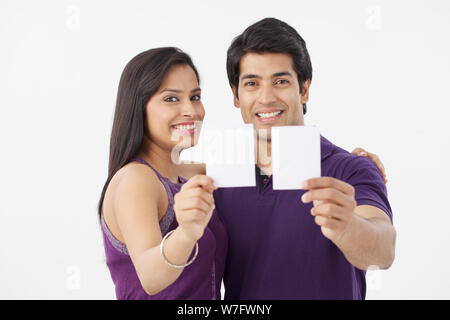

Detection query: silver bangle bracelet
xmin=160 ymin=229 xmax=199 ymax=269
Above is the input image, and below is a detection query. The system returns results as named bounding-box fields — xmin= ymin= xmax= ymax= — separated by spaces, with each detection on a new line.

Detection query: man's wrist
xmin=333 ymin=212 xmax=357 ymax=247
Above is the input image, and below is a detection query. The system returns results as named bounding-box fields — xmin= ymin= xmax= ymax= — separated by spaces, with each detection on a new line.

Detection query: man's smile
xmin=255 ymin=109 xmax=284 ymax=123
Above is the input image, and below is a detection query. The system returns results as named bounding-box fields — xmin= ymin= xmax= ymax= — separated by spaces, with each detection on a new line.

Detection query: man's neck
xmin=256 ymin=136 xmax=272 ymax=176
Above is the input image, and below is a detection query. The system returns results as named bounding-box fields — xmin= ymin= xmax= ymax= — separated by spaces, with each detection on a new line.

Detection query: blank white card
xmin=205 ymin=124 xmax=256 ymax=188
xmin=272 ymin=125 xmax=321 ymax=190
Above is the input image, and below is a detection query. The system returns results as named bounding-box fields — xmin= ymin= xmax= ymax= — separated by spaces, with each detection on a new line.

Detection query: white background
xmin=0 ymin=0 xmax=449 ymax=299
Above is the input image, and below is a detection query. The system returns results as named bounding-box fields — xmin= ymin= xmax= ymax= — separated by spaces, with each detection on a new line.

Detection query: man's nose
xmin=258 ymin=84 xmax=276 ymax=105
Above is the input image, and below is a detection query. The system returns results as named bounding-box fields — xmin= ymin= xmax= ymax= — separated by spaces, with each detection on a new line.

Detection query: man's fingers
xmin=302 ymin=187 xmax=356 ymax=208
xmin=310 ymin=202 xmax=347 ymax=220
xmin=301 ymin=177 xmax=354 ymax=196
xmin=314 ymin=215 xmax=340 ymax=229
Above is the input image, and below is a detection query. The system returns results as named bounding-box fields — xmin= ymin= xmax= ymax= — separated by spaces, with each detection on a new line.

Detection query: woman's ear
xmin=232 ymin=86 xmax=240 ymax=109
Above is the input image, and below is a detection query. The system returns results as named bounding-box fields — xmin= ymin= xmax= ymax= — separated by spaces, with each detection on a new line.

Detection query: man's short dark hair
xmin=227 ymin=17 xmax=312 ymax=97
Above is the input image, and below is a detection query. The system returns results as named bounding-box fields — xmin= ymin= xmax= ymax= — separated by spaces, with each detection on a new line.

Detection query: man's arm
xmin=335 ymin=205 xmax=395 ymax=270
xmin=301 ymin=177 xmax=396 ymax=270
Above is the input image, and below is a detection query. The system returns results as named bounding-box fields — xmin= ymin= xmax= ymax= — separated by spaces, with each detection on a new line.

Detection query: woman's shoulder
xmin=113 ymin=161 xmax=161 ymax=189
xmin=103 ymin=162 xmax=167 ymax=244
xmin=107 ymin=161 xmax=166 ymax=209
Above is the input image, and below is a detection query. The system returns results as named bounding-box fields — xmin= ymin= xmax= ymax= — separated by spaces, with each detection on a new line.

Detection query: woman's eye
xmin=164 ymin=96 xmax=178 ymax=102
xmin=191 ymin=94 xmax=201 ymax=101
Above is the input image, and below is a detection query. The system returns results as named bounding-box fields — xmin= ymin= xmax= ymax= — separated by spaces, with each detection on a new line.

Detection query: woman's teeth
xmin=257 ymin=111 xmax=282 ymax=118
xmin=174 ymin=124 xmax=195 ymax=130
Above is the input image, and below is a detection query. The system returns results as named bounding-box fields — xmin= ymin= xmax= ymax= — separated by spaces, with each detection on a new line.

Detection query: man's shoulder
xmin=320 ymin=136 xmax=392 ymax=219
xmin=320 ymin=135 xmax=352 ymax=167
xmin=320 ymin=136 xmax=380 ymax=181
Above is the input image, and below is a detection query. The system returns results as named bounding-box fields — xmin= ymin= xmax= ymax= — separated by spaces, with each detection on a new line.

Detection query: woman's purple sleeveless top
xmin=100 ymin=158 xmax=228 ymax=299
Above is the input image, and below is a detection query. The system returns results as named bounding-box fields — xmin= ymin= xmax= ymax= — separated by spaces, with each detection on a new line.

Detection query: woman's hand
xmin=173 ymin=175 xmax=217 ymax=242
xmin=351 ymin=147 xmax=387 ymax=184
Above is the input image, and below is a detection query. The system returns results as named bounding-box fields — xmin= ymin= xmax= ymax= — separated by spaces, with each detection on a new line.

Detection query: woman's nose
xmin=181 ymin=101 xmax=197 ymax=117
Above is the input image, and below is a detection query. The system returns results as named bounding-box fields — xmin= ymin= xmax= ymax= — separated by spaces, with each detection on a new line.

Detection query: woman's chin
xmin=170 ymin=137 xmax=197 ymax=150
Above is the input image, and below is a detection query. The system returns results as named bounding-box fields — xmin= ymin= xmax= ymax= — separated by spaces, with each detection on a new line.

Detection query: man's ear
xmin=232 ymin=86 xmax=240 ymax=109
xmin=300 ymin=79 xmax=311 ymax=104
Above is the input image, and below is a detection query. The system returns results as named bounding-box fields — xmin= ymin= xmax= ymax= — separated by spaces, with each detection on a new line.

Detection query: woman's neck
xmin=135 ymin=140 xmax=182 ymax=183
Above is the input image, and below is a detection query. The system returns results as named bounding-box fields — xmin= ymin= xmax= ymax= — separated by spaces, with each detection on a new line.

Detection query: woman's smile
xmin=170 ymin=121 xmax=198 ymax=135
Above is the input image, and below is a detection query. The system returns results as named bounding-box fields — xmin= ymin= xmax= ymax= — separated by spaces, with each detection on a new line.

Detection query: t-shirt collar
xmin=320 ymin=135 xmax=335 ymax=161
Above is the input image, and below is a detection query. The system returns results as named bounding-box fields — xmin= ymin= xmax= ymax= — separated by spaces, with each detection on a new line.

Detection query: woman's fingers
xmin=351 ymin=147 xmax=388 ymax=184
xmin=176 ymin=187 xmax=214 ymax=206
xmin=181 ymin=175 xmax=216 ymax=193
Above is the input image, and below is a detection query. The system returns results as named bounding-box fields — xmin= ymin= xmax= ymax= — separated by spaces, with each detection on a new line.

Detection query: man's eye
xmin=276 ymin=79 xmax=289 ymax=85
xmin=245 ymin=81 xmax=256 ymax=86
xmin=164 ymin=96 xmax=178 ymax=102
xmin=191 ymin=95 xmax=201 ymax=101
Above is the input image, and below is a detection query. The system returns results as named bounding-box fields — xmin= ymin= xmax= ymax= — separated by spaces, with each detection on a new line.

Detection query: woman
xmin=98 ymin=47 xmax=387 ymax=300
xmin=99 ymin=47 xmax=226 ymax=299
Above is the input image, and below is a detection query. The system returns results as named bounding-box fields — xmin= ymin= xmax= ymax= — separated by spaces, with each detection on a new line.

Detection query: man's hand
xmin=301 ymin=177 xmax=357 ymax=243
xmin=351 ymin=147 xmax=387 ymax=184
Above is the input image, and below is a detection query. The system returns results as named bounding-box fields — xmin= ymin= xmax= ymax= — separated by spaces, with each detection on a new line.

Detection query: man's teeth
xmin=174 ymin=124 xmax=195 ymax=130
xmin=257 ymin=111 xmax=282 ymax=118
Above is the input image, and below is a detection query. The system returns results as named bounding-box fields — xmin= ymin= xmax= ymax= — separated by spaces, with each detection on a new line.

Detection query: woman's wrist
xmin=160 ymin=227 xmax=199 ymax=268
xmin=174 ymin=225 xmax=200 ymax=244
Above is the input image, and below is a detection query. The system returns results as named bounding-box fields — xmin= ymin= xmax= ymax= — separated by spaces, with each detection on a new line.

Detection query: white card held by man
xmin=272 ymin=125 xmax=321 ymax=190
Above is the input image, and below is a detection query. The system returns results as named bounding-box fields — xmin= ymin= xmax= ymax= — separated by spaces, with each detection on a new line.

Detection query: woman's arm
xmin=112 ymin=165 xmax=215 ymax=295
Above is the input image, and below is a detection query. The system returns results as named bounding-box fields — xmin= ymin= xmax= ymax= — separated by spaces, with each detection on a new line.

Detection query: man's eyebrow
xmin=240 ymin=74 xmax=261 ymax=81
xmin=159 ymin=87 xmax=201 ymax=94
xmin=240 ymin=72 xmax=294 ymax=81
xmin=272 ymin=71 xmax=293 ymax=78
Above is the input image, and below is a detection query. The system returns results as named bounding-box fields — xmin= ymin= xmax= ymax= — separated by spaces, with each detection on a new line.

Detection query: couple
xmin=98 ymin=18 xmax=396 ymax=300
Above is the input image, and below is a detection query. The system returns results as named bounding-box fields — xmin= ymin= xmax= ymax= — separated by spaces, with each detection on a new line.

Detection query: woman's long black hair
xmin=98 ymin=47 xmax=200 ymax=220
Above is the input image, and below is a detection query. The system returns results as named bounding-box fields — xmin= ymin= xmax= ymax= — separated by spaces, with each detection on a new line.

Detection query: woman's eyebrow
xmin=159 ymin=88 xmax=182 ymax=94
xmin=159 ymin=87 xmax=201 ymax=94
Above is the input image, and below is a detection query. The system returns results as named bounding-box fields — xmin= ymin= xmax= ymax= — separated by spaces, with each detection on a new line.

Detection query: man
xmin=213 ymin=18 xmax=396 ymax=299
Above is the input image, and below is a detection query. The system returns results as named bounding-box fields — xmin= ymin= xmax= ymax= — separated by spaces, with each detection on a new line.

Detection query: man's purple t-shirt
xmin=213 ymin=135 xmax=393 ymax=300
